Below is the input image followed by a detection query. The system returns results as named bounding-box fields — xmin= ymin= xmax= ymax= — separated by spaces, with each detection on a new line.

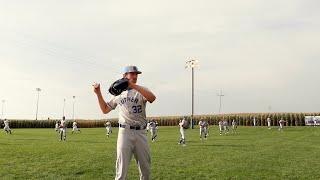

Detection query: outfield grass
xmin=0 ymin=126 xmax=319 ymax=180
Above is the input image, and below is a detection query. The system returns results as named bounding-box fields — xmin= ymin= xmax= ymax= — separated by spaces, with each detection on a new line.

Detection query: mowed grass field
xmin=0 ymin=126 xmax=320 ymax=180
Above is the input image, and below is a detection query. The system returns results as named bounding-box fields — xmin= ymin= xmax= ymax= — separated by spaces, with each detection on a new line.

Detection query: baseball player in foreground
xmin=94 ymin=65 xmax=156 ymax=180
xmin=105 ymin=121 xmax=112 ymax=138
xmin=59 ymin=116 xmax=67 ymax=141
xmin=3 ymin=119 xmax=12 ymax=134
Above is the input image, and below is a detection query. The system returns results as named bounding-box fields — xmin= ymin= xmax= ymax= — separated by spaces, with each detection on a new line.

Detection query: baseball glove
xmin=108 ymin=78 xmax=129 ymax=96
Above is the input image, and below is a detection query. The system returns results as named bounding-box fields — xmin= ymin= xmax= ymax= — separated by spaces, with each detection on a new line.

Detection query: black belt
xmin=119 ymin=124 xmax=146 ymax=130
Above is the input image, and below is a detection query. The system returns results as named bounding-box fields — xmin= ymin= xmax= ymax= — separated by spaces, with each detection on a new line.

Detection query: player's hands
xmin=93 ymin=82 xmax=101 ymax=94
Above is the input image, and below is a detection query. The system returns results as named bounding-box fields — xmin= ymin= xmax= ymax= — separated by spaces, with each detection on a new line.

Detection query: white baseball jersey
xmin=4 ymin=120 xmax=9 ymax=127
xmin=199 ymin=121 xmax=204 ymax=128
xmin=106 ymin=122 xmax=111 ymax=127
xmin=107 ymin=88 xmax=148 ymax=127
xmin=267 ymin=118 xmax=271 ymax=123
xmin=232 ymin=120 xmax=236 ymax=126
xmin=179 ymin=119 xmax=186 ymax=128
xmin=60 ymin=120 xmax=66 ymax=128
xmin=73 ymin=122 xmax=77 ymax=127
xmin=149 ymin=122 xmax=157 ymax=130
xmin=279 ymin=120 xmax=285 ymax=124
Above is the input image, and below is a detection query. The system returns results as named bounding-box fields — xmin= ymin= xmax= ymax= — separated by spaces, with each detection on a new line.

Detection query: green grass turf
xmin=0 ymin=126 xmax=319 ymax=180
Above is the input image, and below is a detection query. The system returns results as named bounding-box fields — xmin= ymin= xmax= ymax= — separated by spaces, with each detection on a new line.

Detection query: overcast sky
xmin=0 ymin=0 xmax=319 ymax=120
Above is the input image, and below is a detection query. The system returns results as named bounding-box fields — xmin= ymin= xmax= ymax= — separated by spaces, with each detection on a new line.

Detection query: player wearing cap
xmin=94 ymin=65 xmax=156 ymax=180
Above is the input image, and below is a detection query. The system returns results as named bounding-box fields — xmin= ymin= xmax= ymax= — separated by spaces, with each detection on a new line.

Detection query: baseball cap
xmin=122 ymin=65 xmax=142 ymax=74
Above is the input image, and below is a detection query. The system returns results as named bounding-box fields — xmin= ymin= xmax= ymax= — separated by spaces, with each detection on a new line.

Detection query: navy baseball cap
xmin=122 ymin=66 xmax=142 ymax=74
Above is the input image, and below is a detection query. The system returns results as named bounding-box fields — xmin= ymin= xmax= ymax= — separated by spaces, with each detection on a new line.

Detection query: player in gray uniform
xmin=3 ymin=119 xmax=12 ymax=134
xmin=94 ymin=65 xmax=156 ymax=180
xmin=149 ymin=120 xmax=158 ymax=142
xmin=199 ymin=120 xmax=208 ymax=140
xmin=223 ymin=120 xmax=229 ymax=134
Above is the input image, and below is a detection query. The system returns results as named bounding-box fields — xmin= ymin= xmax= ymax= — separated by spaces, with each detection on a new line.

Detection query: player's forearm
xmin=96 ymin=92 xmax=112 ymax=114
xmin=132 ymin=84 xmax=156 ymax=103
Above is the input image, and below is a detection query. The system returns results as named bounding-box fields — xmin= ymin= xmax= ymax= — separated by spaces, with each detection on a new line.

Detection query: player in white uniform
xmin=3 ymin=119 xmax=12 ymax=134
xmin=94 ymin=65 xmax=156 ymax=180
xmin=231 ymin=119 xmax=237 ymax=134
xmin=267 ymin=117 xmax=271 ymax=129
xmin=178 ymin=118 xmax=187 ymax=146
xmin=149 ymin=120 xmax=158 ymax=142
xmin=105 ymin=121 xmax=112 ymax=137
xmin=313 ymin=116 xmax=317 ymax=127
xmin=55 ymin=121 xmax=60 ymax=132
xmin=59 ymin=116 xmax=67 ymax=141
xmin=146 ymin=121 xmax=150 ymax=132
xmin=218 ymin=120 xmax=223 ymax=135
xmin=253 ymin=117 xmax=256 ymax=127
xmin=72 ymin=121 xmax=81 ymax=134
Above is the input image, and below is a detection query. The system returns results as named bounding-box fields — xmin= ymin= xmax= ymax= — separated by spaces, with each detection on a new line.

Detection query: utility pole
xmin=35 ymin=88 xmax=41 ymax=120
xmin=217 ymin=89 xmax=225 ymax=114
xmin=185 ymin=59 xmax=199 ymax=129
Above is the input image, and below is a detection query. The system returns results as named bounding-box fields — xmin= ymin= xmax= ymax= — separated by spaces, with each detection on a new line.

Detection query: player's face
xmin=125 ymin=72 xmax=138 ymax=84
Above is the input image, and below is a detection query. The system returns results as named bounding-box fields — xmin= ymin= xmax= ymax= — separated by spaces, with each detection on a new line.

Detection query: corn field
xmin=2 ymin=113 xmax=319 ymax=128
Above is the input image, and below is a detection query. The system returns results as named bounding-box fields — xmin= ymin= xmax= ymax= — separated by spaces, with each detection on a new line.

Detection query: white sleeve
xmin=107 ymin=96 xmax=119 ymax=110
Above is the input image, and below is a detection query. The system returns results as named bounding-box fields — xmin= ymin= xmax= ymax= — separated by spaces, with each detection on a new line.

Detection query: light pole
xmin=1 ymin=99 xmax=5 ymax=120
xmin=185 ymin=59 xmax=199 ymax=129
xmin=217 ymin=89 xmax=225 ymax=114
xmin=35 ymin=88 xmax=41 ymax=120
xmin=62 ymin=98 xmax=66 ymax=118
xmin=72 ymin=96 xmax=76 ymax=121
